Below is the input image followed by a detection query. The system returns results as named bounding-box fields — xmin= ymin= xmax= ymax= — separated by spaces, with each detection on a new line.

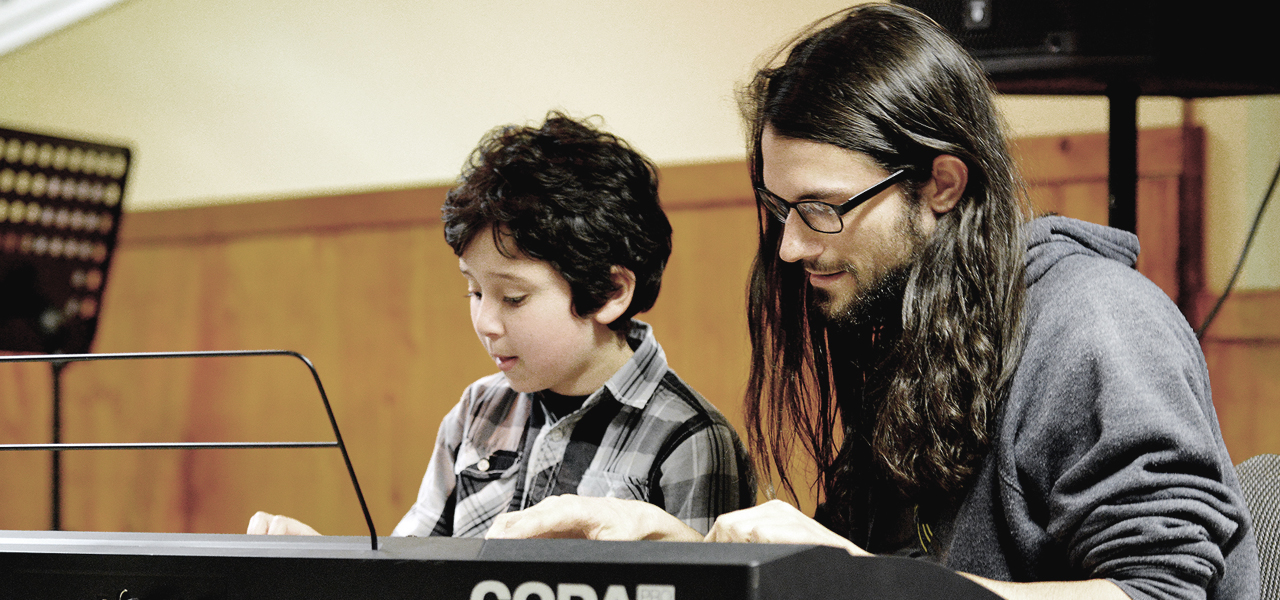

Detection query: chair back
xmin=1237 ymin=453 xmax=1280 ymax=598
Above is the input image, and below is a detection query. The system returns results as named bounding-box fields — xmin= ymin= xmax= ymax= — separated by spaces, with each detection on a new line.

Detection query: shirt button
xmin=476 ymin=458 xmax=490 ymax=471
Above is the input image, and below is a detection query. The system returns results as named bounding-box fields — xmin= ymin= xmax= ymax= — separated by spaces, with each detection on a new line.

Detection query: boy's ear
xmin=922 ymin=154 xmax=967 ymax=215
xmin=593 ymin=266 xmax=636 ymax=326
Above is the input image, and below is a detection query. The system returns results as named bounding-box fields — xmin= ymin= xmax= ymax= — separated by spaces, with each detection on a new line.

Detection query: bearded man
xmin=487 ymin=5 xmax=1260 ymax=599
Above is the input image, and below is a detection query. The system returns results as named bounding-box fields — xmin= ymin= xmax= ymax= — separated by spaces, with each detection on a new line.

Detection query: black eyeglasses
xmin=755 ymin=168 xmax=910 ymax=234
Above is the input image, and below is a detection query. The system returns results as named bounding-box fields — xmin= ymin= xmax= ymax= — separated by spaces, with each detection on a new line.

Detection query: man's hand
xmin=246 ymin=511 xmax=322 ymax=536
xmin=708 ymin=502 xmax=1129 ymax=599
xmin=704 ymin=499 xmax=870 ymax=555
xmin=485 ymin=495 xmax=703 ymax=542
xmin=962 ymin=575 xmax=1130 ymax=600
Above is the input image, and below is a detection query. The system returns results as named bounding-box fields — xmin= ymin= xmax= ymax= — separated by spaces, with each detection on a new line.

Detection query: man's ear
xmin=593 ymin=266 xmax=636 ymax=326
xmin=923 ymin=154 xmax=968 ymax=215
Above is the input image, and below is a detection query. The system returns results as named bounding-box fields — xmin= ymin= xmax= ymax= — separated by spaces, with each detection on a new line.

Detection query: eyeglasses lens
xmin=796 ymin=203 xmax=840 ymax=233
xmin=759 ymin=191 xmax=789 ymax=223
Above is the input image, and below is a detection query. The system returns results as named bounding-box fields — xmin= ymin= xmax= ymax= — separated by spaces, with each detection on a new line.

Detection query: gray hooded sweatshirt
xmin=940 ymin=216 xmax=1260 ymax=599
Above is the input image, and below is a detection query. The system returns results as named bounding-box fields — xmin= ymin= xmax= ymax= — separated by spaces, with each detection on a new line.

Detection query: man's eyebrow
xmin=798 ymin=188 xmax=849 ymax=201
xmin=764 ymin=185 xmax=850 ymax=202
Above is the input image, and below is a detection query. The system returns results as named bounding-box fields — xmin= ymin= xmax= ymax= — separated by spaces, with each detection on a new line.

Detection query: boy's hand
xmin=246 ymin=511 xmax=322 ymax=536
xmin=485 ymin=495 xmax=703 ymax=542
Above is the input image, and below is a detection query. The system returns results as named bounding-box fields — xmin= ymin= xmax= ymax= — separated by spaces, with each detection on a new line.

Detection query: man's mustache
xmin=801 ymin=260 xmax=853 ymax=275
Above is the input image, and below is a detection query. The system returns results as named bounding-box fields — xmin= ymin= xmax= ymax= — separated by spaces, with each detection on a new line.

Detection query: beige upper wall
xmin=1193 ymin=98 xmax=1280 ymax=291
xmin=0 ymin=0 xmax=1276 ymax=289
xmin=0 ymin=0 xmax=862 ymax=207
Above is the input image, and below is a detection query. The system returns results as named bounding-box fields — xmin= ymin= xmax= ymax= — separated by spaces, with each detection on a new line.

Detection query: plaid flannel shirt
xmin=391 ymin=321 xmax=754 ymax=537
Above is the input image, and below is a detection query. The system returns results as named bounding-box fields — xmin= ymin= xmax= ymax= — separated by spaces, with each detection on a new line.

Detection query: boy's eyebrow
xmin=458 ymin=267 xmax=532 ymax=285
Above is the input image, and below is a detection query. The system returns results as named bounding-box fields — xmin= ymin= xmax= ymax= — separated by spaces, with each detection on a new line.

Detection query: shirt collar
xmin=599 ymin=320 xmax=668 ymax=410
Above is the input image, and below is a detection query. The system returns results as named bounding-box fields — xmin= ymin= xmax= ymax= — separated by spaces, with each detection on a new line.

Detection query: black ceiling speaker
xmin=896 ymin=0 xmax=1280 ymax=97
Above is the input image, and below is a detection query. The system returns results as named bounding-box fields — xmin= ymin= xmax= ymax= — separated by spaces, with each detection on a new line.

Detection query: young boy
xmin=249 ymin=113 xmax=753 ymax=537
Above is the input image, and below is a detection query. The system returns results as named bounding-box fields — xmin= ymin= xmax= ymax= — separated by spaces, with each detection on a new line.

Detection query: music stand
xmin=0 ymin=125 xmax=131 ymax=531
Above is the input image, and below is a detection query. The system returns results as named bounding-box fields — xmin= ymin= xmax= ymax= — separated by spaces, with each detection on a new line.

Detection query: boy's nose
xmin=777 ymin=214 xmax=822 ymax=264
xmin=472 ymin=300 xmax=503 ymax=338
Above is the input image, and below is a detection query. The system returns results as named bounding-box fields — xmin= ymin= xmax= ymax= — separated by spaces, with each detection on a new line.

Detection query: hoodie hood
xmin=1024 ymin=216 xmax=1140 ymax=285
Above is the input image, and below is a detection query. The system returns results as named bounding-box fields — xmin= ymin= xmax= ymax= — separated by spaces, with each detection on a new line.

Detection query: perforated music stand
xmin=0 ymin=125 xmax=131 ymax=531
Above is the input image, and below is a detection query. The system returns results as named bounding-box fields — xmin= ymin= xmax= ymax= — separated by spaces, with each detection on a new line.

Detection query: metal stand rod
xmin=51 ymin=360 xmax=67 ymax=531
xmin=1108 ymin=83 xmax=1139 ymax=233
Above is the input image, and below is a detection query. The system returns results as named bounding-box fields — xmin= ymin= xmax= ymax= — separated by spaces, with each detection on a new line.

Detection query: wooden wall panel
xmin=1025 ymin=181 xmax=1110 ymax=231
xmin=0 ymin=361 xmax=51 ymax=530
xmin=6 ymin=127 xmax=1270 ymax=536
xmin=1204 ymin=339 xmax=1280 ymax=464
xmin=1015 ymin=127 xmax=1194 ymax=306
xmin=1196 ymin=289 xmax=1280 ymax=464
xmin=1135 ymin=177 xmax=1183 ymax=300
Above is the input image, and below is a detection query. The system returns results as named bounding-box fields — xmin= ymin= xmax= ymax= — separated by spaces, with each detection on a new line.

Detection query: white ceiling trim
xmin=0 ymin=0 xmax=123 ymax=55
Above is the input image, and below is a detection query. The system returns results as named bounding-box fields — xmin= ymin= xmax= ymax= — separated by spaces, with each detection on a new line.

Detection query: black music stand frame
xmin=0 ymin=350 xmax=380 ymax=551
xmin=50 ymin=359 xmax=67 ymax=531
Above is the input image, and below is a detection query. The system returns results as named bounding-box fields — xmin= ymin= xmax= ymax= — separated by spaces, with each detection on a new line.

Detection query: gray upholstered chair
xmin=1237 ymin=453 xmax=1279 ymax=598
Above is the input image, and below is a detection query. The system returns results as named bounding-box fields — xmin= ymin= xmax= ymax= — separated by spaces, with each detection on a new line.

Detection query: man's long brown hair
xmin=741 ymin=4 xmax=1031 ymax=535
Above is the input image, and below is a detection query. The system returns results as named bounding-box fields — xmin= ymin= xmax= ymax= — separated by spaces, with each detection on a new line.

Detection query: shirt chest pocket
xmin=575 ymin=470 xmax=650 ymax=501
xmin=455 ymin=449 xmax=521 ymax=498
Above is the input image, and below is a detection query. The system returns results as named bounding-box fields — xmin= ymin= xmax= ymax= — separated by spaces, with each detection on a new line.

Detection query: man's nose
xmin=777 ymin=212 xmax=821 ymax=264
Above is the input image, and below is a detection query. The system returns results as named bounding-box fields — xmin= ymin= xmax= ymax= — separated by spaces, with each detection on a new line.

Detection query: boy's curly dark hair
xmin=442 ymin=112 xmax=672 ymax=329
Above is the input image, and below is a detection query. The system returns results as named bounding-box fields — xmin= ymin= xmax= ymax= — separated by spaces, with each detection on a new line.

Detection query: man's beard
xmin=809 ymin=201 xmax=927 ymax=329
xmin=810 ymin=261 xmax=911 ymax=330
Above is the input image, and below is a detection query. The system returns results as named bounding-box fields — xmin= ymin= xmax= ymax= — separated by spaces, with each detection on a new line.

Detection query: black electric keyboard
xmin=0 ymin=529 xmax=999 ymax=600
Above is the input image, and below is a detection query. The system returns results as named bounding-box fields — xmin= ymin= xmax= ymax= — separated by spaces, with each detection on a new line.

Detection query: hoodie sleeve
xmin=1008 ymin=252 xmax=1254 ymax=600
